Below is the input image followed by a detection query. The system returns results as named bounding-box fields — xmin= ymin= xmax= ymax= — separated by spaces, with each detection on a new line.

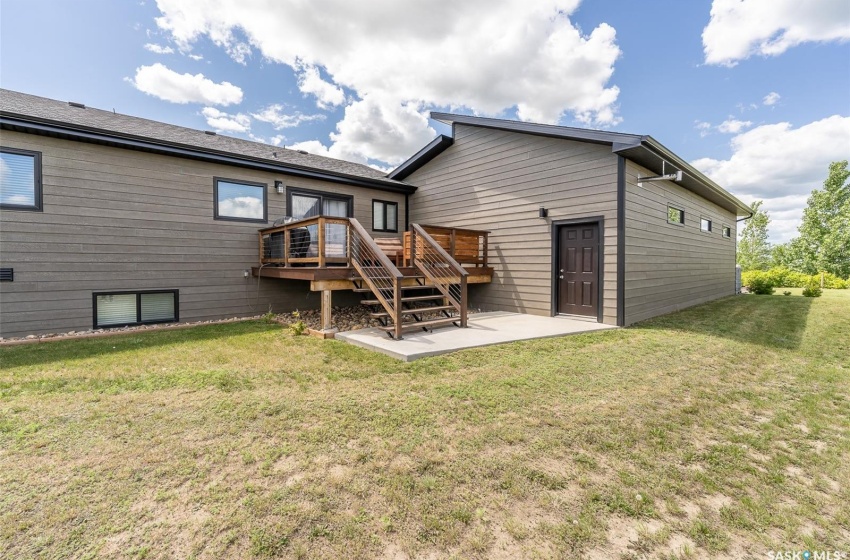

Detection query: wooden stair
xmin=355 ymin=277 xmax=463 ymax=335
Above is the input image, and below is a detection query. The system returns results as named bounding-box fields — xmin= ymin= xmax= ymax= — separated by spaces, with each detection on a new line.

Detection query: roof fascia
xmin=0 ymin=114 xmax=417 ymax=194
xmin=387 ymin=134 xmax=453 ymax=180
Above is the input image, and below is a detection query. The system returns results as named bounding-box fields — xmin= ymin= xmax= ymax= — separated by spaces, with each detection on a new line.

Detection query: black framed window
xmin=0 ymin=147 xmax=42 ymax=211
xmin=214 ymin=177 xmax=267 ymax=223
xmin=286 ymin=187 xmax=353 ymax=219
xmin=93 ymin=290 xmax=178 ymax=328
xmin=372 ymin=199 xmax=398 ymax=232
xmin=700 ymin=217 xmax=712 ymax=233
xmin=667 ymin=205 xmax=684 ymax=225
xmin=722 ymin=225 xmax=732 ymax=238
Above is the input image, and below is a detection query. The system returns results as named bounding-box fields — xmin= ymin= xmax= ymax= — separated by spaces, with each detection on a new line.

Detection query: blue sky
xmin=2 ymin=0 xmax=848 ymax=242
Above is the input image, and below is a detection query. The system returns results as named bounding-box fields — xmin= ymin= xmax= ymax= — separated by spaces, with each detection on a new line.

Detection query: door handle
xmin=559 ymin=275 xmax=564 ymax=279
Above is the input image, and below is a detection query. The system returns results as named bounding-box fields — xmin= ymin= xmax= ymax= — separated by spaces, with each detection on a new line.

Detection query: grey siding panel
xmin=0 ymin=131 xmax=406 ymax=337
xmin=623 ymin=160 xmax=736 ymax=325
xmin=407 ymin=124 xmax=619 ymax=325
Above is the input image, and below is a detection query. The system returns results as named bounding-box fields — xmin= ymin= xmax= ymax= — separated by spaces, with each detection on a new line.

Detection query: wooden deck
xmin=252 ymin=265 xmax=494 ymax=291
xmin=255 ymin=217 xmax=493 ymax=292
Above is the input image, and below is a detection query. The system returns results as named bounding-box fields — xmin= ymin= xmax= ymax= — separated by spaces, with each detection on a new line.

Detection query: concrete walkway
xmin=335 ymin=311 xmax=617 ymax=361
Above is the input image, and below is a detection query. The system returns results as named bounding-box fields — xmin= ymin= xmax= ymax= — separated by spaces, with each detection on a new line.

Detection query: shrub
xmin=746 ymin=272 xmax=775 ymax=295
xmin=819 ymin=272 xmax=848 ymax=289
xmin=802 ymin=280 xmax=823 ymax=298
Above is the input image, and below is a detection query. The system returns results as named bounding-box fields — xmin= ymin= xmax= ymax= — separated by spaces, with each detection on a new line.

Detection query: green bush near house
xmin=742 ymin=271 xmax=775 ymax=295
xmin=742 ymin=267 xmax=848 ymax=291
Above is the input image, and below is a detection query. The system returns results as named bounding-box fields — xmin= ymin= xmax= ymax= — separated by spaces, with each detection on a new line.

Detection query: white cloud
xmin=187 ymin=53 xmax=204 ymax=61
xmin=763 ymin=92 xmax=781 ymax=106
xmin=128 ymin=63 xmax=243 ymax=105
xmin=717 ymin=118 xmax=753 ymax=134
xmin=298 ymin=65 xmax=345 ymax=109
xmin=218 ymin=196 xmax=263 ymax=218
xmin=251 ymin=104 xmax=325 ymax=129
xmin=144 ymin=43 xmax=174 ymax=54
xmin=703 ymin=0 xmax=850 ymax=66
xmin=201 ymin=107 xmax=251 ymax=133
xmin=153 ymin=0 xmax=622 ymax=165
xmin=692 ymin=115 xmax=850 ymax=243
xmin=695 ymin=121 xmax=712 ymax=137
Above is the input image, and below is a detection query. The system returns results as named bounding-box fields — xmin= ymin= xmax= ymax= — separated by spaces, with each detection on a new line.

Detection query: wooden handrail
xmin=411 ymin=224 xmax=468 ymax=278
xmin=348 ymin=218 xmax=404 ymax=339
xmin=410 ymin=223 xmax=468 ymax=328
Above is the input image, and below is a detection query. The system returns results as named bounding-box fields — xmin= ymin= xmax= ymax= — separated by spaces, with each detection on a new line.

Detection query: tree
xmin=737 ymin=200 xmax=772 ymax=271
xmin=779 ymin=161 xmax=850 ymax=278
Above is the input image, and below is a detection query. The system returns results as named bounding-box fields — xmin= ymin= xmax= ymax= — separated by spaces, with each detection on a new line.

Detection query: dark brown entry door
xmin=557 ymin=223 xmax=599 ymax=317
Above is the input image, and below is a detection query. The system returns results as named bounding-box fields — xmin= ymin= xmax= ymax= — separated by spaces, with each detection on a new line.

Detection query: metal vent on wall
xmin=0 ymin=268 xmax=13 ymax=282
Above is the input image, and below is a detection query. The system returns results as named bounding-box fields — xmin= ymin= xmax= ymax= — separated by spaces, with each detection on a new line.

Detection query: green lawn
xmin=1 ymin=291 xmax=848 ymax=559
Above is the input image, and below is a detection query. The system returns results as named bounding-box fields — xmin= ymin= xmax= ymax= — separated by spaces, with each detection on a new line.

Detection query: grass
xmin=1 ymin=289 xmax=848 ymax=559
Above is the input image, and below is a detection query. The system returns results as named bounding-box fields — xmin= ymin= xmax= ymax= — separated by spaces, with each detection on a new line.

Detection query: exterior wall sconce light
xmin=275 ymin=180 xmax=284 ymax=194
xmin=539 ymin=207 xmax=548 ymax=218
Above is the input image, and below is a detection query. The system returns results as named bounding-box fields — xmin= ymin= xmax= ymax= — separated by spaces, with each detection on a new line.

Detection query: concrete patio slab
xmin=335 ymin=311 xmax=617 ymax=361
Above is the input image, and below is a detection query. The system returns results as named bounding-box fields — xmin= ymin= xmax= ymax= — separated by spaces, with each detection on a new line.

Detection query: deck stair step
xmin=359 ymin=294 xmax=445 ymax=306
xmin=352 ymin=283 xmax=433 ymax=293
xmin=369 ymin=305 xmax=455 ymax=319
xmin=376 ymin=317 xmax=460 ymax=333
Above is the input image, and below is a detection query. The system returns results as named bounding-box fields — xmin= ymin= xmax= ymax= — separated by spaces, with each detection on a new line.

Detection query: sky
xmin=1 ymin=0 xmax=848 ymax=243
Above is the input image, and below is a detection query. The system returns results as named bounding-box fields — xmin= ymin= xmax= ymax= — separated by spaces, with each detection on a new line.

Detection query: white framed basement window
xmin=93 ymin=290 xmax=179 ymax=329
xmin=214 ymin=177 xmax=268 ymax=223
xmin=0 ymin=147 xmax=43 ymax=212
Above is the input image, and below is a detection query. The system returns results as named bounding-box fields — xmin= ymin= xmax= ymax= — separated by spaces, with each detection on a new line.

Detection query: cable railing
xmin=258 ymin=216 xmax=350 ymax=267
xmin=409 ymin=223 xmax=468 ymax=328
xmin=348 ymin=218 xmax=405 ymax=340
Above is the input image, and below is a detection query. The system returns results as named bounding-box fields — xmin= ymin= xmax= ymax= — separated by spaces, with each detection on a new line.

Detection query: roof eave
xmin=616 ymin=137 xmax=751 ymax=217
xmin=387 ymin=134 xmax=453 ymax=180
xmin=0 ymin=112 xmax=417 ymax=194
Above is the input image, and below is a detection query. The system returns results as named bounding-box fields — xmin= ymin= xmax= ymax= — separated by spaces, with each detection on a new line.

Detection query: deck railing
xmin=258 ymin=216 xmax=350 ymax=267
xmin=409 ymin=223 xmax=468 ymax=328
xmin=404 ymin=225 xmax=489 ymax=268
xmin=348 ymin=219 xmax=404 ymax=340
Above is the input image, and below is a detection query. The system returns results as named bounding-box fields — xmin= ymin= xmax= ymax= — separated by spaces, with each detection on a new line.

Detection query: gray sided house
xmin=0 ymin=89 xmax=750 ymax=339
xmin=392 ymin=113 xmax=751 ymax=326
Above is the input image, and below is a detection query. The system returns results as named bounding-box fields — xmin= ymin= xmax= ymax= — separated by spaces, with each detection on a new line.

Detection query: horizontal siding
xmin=408 ymin=124 xmax=619 ymax=325
xmin=0 ymin=131 xmax=405 ymax=337
xmin=623 ymin=160 xmax=737 ymax=325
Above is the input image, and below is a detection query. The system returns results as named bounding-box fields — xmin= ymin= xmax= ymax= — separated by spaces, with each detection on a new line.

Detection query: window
xmin=722 ymin=225 xmax=732 ymax=238
xmin=286 ymin=187 xmax=352 ymax=219
xmin=372 ymin=200 xmax=398 ymax=232
xmin=0 ymin=147 xmax=42 ymax=211
xmin=214 ymin=178 xmax=267 ymax=222
xmin=700 ymin=217 xmax=712 ymax=233
xmin=667 ymin=205 xmax=684 ymax=225
xmin=93 ymin=290 xmax=178 ymax=328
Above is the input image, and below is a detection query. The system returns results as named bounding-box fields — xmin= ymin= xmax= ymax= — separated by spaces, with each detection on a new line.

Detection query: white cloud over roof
xmin=128 ymin=63 xmax=243 ymax=106
xmin=152 ymin=0 xmax=622 ymax=165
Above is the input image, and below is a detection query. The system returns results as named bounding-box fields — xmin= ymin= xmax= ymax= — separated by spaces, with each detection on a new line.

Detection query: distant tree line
xmin=737 ymin=160 xmax=850 ymax=280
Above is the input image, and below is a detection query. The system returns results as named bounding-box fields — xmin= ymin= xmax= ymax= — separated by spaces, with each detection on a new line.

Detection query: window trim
xmin=700 ymin=217 xmax=713 ymax=233
xmin=372 ymin=199 xmax=399 ymax=233
xmin=722 ymin=224 xmax=732 ymax=238
xmin=667 ymin=204 xmax=685 ymax=226
xmin=92 ymin=289 xmax=179 ymax=329
xmin=285 ymin=186 xmax=354 ymax=218
xmin=213 ymin=177 xmax=268 ymax=223
xmin=0 ymin=146 xmax=43 ymax=212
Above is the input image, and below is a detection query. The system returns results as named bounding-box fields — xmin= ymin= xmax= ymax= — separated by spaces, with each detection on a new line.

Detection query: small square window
xmin=372 ymin=200 xmax=398 ymax=232
xmin=722 ymin=225 xmax=731 ymax=238
xmin=214 ymin=178 xmax=267 ymax=222
xmin=667 ymin=205 xmax=684 ymax=225
xmin=701 ymin=218 xmax=712 ymax=233
xmin=0 ymin=147 xmax=42 ymax=211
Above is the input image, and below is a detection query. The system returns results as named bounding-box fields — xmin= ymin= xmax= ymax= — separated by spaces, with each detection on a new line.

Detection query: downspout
xmin=616 ymin=156 xmax=626 ymax=327
xmin=405 ymin=193 xmax=410 ymax=231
